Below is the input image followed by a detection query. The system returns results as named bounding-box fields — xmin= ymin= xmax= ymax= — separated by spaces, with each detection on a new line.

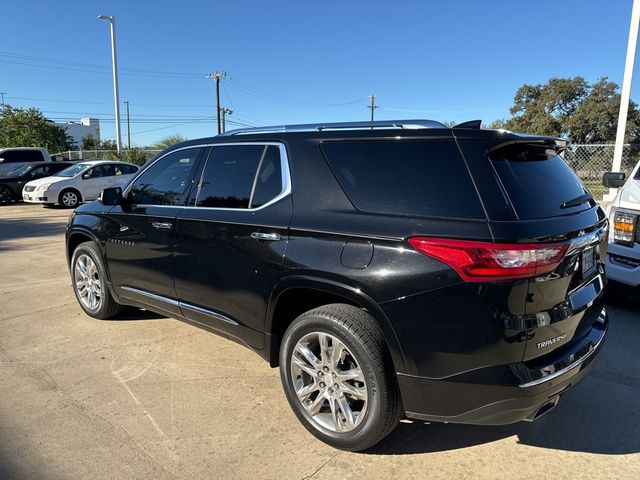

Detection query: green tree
xmin=500 ymin=77 xmax=640 ymax=143
xmin=82 ymin=133 xmax=98 ymax=150
xmin=99 ymin=139 xmax=118 ymax=150
xmin=0 ymin=105 xmax=72 ymax=152
xmin=152 ymin=134 xmax=188 ymax=150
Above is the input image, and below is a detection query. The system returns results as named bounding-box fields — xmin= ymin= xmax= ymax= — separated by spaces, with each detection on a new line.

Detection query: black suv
xmin=65 ymin=120 xmax=608 ymax=451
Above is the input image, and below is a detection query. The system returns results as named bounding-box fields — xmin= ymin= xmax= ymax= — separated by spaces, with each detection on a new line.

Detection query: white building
xmin=56 ymin=117 xmax=100 ymax=148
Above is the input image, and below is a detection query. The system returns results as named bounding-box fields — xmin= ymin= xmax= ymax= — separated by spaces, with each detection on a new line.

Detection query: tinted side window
xmin=115 ymin=164 xmax=138 ymax=175
xmin=129 ymin=148 xmax=201 ymax=206
xmin=490 ymin=148 xmax=588 ymax=219
xmin=196 ymin=145 xmax=264 ymax=208
xmin=30 ymin=166 xmax=49 ymax=177
xmin=250 ymin=146 xmax=283 ymax=208
xmin=321 ymin=140 xmax=485 ymax=219
xmin=87 ymin=164 xmax=115 ymax=178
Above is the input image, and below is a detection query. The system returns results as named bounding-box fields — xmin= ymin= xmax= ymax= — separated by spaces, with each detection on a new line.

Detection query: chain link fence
xmin=54 ymin=149 xmax=162 ymax=166
xmin=564 ymin=144 xmax=640 ymax=200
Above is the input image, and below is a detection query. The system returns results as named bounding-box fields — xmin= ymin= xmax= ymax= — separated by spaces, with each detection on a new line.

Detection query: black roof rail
xmin=221 ymin=119 xmax=447 ymax=136
xmin=453 ymin=120 xmax=482 ymax=129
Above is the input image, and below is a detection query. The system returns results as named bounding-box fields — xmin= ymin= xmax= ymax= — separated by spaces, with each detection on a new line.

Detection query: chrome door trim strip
xmin=179 ymin=302 xmax=239 ymax=326
xmin=120 ymin=286 xmax=239 ymax=326
xmin=120 ymin=286 xmax=180 ymax=307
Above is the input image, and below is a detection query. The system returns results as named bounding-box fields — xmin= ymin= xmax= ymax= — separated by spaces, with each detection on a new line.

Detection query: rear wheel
xmin=0 ymin=185 xmax=13 ymax=205
xmin=279 ymin=304 xmax=401 ymax=451
xmin=71 ymin=241 xmax=123 ymax=319
xmin=59 ymin=189 xmax=81 ymax=208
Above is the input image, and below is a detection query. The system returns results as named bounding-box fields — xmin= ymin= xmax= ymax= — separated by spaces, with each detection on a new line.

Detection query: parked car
xmin=23 ymin=160 xmax=139 ymax=208
xmin=602 ymin=162 xmax=640 ymax=292
xmin=0 ymin=162 xmax=76 ymax=205
xmin=0 ymin=147 xmax=53 ymax=176
xmin=65 ymin=120 xmax=608 ymax=451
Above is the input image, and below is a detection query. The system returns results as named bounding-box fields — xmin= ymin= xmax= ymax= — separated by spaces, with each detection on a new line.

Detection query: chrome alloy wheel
xmin=62 ymin=191 xmax=78 ymax=207
xmin=74 ymin=254 xmax=102 ymax=310
xmin=291 ymin=332 xmax=368 ymax=433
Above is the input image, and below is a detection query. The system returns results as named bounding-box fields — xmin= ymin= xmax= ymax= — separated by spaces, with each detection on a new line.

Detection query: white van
xmin=603 ymin=162 xmax=640 ymax=290
xmin=0 ymin=148 xmax=52 ymax=176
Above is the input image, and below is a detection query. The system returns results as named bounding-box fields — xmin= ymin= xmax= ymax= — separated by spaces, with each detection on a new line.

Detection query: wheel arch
xmin=265 ymin=276 xmax=407 ymax=373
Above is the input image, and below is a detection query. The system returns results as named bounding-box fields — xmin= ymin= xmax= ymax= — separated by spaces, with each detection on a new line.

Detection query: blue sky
xmin=0 ymin=0 xmax=637 ymax=146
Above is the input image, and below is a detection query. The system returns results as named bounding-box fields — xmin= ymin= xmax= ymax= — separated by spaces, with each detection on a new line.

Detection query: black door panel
xmin=105 ymin=205 xmax=182 ymax=314
xmin=174 ymin=199 xmax=292 ymax=347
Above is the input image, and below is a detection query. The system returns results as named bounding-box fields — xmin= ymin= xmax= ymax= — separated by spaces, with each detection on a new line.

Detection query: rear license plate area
xmin=581 ymin=247 xmax=596 ymax=277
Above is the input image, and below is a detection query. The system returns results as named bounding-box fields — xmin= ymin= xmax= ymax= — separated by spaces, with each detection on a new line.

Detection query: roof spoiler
xmin=453 ymin=120 xmax=482 ymax=129
xmin=488 ymin=137 xmax=569 ymax=156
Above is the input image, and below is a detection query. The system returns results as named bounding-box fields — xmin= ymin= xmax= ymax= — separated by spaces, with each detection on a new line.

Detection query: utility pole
xmin=98 ymin=15 xmax=122 ymax=153
xmin=367 ymin=95 xmax=378 ymax=123
xmin=0 ymin=92 xmax=5 ymax=108
xmin=207 ymin=72 xmax=227 ymax=134
xmin=124 ymin=100 xmax=131 ymax=149
xmin=606 ymin=0 xmax=640 ymax=201
xmin=221 ymin=107 xmax=233 ymax=133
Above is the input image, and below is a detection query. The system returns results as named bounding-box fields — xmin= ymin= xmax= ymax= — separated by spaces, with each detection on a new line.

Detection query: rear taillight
xmin=612 ymin=211 xmax=637 ymax=246
xmin=408 ymin=237 xmax=569 ymax=282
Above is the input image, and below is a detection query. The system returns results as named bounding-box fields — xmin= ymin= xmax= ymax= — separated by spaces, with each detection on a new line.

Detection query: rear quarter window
xmin=320 ymin=139 xmax=485 ymax=219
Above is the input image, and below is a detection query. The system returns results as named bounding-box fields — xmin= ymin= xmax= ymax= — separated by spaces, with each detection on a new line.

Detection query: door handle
xmin=152 ymin=221 xmax=173 ymax=231
xmin=251 ymin=232 xmax=281 ymax=241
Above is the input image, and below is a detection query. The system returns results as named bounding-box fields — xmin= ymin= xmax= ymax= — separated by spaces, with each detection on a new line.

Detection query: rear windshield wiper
xmin=560 ymin=193 xmax=593 ymax=209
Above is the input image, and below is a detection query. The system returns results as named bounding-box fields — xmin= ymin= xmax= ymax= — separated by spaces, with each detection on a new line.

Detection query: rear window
xmin=320 ymin=140 xmax=484 ymax=219
xmin=490 ymin=146 xmax=589 ymax=219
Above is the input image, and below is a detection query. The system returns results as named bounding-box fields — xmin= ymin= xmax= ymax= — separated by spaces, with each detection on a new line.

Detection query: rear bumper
xmin=400 ymin=307 xmax=607 ymax=425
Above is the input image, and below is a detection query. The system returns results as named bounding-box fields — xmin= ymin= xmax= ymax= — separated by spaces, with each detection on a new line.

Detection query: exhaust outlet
xmin=524 ymin=395 xmax=560 ymax=422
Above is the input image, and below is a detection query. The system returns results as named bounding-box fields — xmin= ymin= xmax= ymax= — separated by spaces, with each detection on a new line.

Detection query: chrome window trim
xmin=122 ymin=142 xmax=291 ymax=212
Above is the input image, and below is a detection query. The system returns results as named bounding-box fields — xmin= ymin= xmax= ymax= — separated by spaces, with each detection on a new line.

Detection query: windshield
xmin=55 ymin=163 xmax=91 ymax=178
xmin=6 ymin=165 xmax=32 ymax=177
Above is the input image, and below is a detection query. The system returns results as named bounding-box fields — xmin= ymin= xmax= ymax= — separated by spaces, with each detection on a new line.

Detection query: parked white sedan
xmin=22 ymin=160 xmax=139 ymax=208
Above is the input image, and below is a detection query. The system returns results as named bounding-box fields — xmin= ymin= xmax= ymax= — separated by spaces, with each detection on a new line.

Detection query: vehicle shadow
xmin=109 ymin=307 xmax=168 ymax=321
xmin=0 ymin=217 xmax=68 ymax=250
xmin=368 ymin=301 xmax=640 ymax=456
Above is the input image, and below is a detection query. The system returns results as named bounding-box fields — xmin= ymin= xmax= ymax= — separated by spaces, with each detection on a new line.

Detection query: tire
xmin=59 ymin=188 xmax=81 ymax=208
xmin=0 ymin=185 xmax=14 ymax=205
xmin=71 ymin=241 xmax=123 ymax=319
xmin=279 ymin=303 xmax=401 ymax=451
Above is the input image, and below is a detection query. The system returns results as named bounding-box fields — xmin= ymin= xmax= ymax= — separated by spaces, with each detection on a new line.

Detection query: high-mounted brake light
xmin=408 ymin=237 xmax=569 ymax=282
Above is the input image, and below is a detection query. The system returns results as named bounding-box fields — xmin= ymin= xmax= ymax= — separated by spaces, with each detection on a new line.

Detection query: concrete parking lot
xmin=1 ymin=203 xmax=639 ymax=480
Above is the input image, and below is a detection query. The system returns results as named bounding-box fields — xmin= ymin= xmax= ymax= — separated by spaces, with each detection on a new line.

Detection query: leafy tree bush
xmin=0 ymin=105 xmax=72 ymax=151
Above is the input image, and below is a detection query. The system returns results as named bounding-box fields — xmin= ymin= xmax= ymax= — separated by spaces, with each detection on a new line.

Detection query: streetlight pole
xmin=98 ymin=15 xmax=122 ymax=153
xmin=607 ymin=0 xmax=640 ymax=201
xmin=124 ymin=100 xmax=131 ymax=149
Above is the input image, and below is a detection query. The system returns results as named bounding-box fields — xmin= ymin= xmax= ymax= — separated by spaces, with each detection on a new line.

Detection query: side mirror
xmin=0 ymin=158 xmax=4 ymax=163
xmin=82 ymin=172 xmax=90 ymax=180
xmin=99 ymin=186 xmax=123 ymax=206
xmin=602 ymin=171 xmax=626 ymax=188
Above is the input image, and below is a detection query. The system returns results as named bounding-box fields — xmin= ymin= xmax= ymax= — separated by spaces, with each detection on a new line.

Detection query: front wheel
xmin=0 ymin=185 xmax=13 ymax=205
xmin=71 ymin=241 xmax=123 ymax=319
xmin=59 ymin=189 xmax=80 ymax=208
xmin=279 ymin=304 xmax=401 ymax=451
